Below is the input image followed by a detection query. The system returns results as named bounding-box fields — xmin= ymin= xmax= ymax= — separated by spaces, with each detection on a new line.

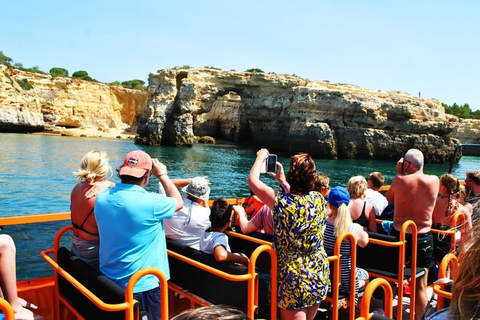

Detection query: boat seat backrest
xmin=357 ymin=232 xmax=425 ymax=280
xmin=166 ymin=239 xmax=270 ymax=318
xmin=357 ymin=232 xmax=401 ymax=275
xmin=57 ymin=247 xmax=150 ymax=320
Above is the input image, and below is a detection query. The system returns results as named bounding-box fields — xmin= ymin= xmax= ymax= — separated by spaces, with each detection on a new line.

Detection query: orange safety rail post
xmin=0 ymin=213 xmax=71 ymax=226
xmin=339 ymin=232 xmax=358 ymax=320
xmin=323 ymin=232 xmax=357 ymax=320
xmin=357 ymin=278 xmax=394 ymax=320
xmin=363 ymin=220 xmax=417 ymax=320
xmin=125 ymin=268 xmax=169 ymax=320
xmin=434 ymin=253 xmax=458 ymax=310
xmin=167 ymin=244 xmax=277 ymax=320
xmin=0 ymin=298 xmax=14 ymax=320
xmin=42 ymin=226 xmax=169 ymax=320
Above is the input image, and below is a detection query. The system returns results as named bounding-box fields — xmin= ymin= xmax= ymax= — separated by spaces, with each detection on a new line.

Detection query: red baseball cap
xmin=119 ymin=150 xmax=152 ymax=178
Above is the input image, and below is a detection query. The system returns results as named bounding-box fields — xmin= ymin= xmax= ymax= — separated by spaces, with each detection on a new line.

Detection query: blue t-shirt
xmin=200 ymin=229 xmax=230 ymax=254
xmin=425 ymin=308 xmax=451 ymax=320
xmin=95 ymin=183 xmax=175 ymax=293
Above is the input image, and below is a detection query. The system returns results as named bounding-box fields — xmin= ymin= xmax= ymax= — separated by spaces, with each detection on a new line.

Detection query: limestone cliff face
xmin=0 ymin=65 xmax=147 ymax=134
xmin=138 ymin=67 xmax=461 ymax=162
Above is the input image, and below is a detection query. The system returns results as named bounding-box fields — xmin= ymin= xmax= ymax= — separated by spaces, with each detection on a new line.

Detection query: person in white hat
xmin=162 ymin=176 xmax=211 ymax=250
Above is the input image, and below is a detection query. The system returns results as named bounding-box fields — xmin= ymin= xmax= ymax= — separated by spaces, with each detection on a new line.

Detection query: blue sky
xmin=3 ymin=1 xmax=479 ymax=110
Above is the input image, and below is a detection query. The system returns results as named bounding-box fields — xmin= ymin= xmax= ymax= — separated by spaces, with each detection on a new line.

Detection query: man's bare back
xmin=386 ymin=150 xmax=439 ymax=234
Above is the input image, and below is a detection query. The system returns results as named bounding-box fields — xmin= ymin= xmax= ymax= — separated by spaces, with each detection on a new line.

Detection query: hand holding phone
xmin=261 ymin=154 xmax=277 ymax=173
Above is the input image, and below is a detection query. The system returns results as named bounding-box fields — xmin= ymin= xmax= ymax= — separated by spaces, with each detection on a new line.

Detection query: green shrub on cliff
xmin=0 ymin=51 xmax=13 ymax=67
xmin=72 ymin=70 xmax=93 ymax=81
xmin=49 ymin=67 xmax=69 ymax=77
xmin=121 ymin=79 xmax=146 ymax=90
xmin=443 ymin=102 xmax=480 ymax=120
xmin=245 ymin=68 xmax=265 ymax=73
xmin=16 ymin=78 xmax=33 ymax=90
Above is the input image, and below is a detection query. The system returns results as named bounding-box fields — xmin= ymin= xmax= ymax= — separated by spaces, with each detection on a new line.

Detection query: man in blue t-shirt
xmin=95 ymin=150 xmax=183 ymax=320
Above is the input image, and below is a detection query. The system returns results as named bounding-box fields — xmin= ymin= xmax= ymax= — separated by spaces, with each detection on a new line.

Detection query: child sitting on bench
xmin=200 ymin=199 xmax=249 ymax=266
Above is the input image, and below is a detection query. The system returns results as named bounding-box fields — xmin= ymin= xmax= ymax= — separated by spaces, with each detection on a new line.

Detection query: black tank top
xmin=352 ymin=201 xmax=368 ymax=230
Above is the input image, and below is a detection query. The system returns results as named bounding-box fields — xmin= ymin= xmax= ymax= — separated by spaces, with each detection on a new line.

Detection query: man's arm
xmin=152 ymin=159 xmax=183 ymax=211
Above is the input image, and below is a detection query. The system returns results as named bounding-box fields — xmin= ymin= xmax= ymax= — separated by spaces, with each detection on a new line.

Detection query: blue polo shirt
xmin=95 ymin=183 xmax=175 ymax=292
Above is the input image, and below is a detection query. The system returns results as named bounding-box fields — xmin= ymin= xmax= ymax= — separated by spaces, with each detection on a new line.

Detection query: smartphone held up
xmin=261 ymin=154 xmax=277 ymax=174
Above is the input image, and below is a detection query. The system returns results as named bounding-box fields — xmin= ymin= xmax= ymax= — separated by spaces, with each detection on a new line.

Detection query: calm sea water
xmin=1 ymin=133 xmax=479 ymax=280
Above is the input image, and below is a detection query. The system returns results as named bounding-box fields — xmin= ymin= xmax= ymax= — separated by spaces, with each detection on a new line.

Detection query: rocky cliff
xmin=138 ymin=67 xmax=463 ymax=163
xmin=0 ymin=65 xmax=147 ymax=136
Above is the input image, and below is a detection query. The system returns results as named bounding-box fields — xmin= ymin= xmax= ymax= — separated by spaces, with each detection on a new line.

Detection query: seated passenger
xmin=0 ymin=234 xmax=44 ymax=320
xmin=347 ymin=176 xmax=377 ymax=232
xmin=315 ymin=173 xmax=330 ymax=197
xmin=162 ymin=177 xmax=211 ymax=250
xmin=233 ymin=204 xmax=273 ymax=235
xmin=364 ymin=172 xmax=388 ymax=216
xmin=432 ymin=174 xmax=472 ymax=263
xmin=70 ymin=150 xmax=114 ymax=269
xmin=324 ymin=186 xmax=369 ymax=301
xmin=200 ymin=199 xmax=249 ymax=266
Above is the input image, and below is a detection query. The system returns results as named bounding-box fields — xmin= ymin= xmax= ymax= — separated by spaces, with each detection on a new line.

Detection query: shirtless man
xmin=386 ymin=149 xmax=439 ymax=320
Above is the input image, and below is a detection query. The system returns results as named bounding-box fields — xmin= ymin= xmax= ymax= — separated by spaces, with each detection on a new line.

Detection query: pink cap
xmin=119 ymin=150 xmax=152 ymax=178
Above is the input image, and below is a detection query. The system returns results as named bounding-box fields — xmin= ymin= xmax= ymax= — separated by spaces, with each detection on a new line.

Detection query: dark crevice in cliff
xmin=162 ymin=72 xmax=189 ymax=146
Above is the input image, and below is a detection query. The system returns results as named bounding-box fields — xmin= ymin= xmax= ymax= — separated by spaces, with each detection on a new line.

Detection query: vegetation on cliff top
xmin=2 ymin=51 xmax=479 ymax=117
xmin=442 ymin=103 xmax=480 ymax=120
xmin=0 ymin=50 xmax=146 ymax=90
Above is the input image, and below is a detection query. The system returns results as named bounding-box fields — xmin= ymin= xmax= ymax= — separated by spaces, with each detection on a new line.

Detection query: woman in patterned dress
xmin=248 ymin=149 xmax=329 ymax=320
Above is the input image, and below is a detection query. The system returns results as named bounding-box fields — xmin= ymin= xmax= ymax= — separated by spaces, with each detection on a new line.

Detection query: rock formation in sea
xmin=0 ymin=64 xmax=147 ymax=137
xmin=137 ymin=67 xmax=466 ymax=163
xmin=2 ymin=64 xmax=479 ymax=162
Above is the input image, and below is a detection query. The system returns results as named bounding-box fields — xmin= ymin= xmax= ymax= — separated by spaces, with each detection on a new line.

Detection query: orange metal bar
xmin=358 ymin=278 xmax=394 ymax=320
xmin=0 ymin=298 xmax=15 ymax=320
xmin=323 ymin=232 xmax=357 ymax=320
xmin=363 ymin=220 xmax=417 ymax=320
xmin=434 ymin=253 xmax=458 ymax=310
xmin=168 ymin=244 xmax=277 ymax=320
xmin=126 ymin=268 xmax=169 ymax=320
xmin=225 ymin=230 xmax=272 ymax=246
xmin=0 ymin=212 xmax=71 ymax=225
xmin=42 ymin=225 xmax=170 ymax=320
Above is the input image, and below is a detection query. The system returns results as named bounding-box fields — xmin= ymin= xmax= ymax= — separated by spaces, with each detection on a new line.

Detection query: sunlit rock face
xmin=0 ymin=65 xmax=147 ymax=135
xmin=139 ymin=67 xmax=461 ymax=163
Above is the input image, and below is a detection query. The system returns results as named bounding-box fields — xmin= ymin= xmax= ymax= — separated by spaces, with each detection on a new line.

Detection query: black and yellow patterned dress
xmin=273 ymin=190 xmax=329 ymax=309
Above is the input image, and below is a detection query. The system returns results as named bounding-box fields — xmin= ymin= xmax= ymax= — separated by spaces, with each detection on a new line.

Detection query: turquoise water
xmin=1 ymin=133 xmax=479 ymax=280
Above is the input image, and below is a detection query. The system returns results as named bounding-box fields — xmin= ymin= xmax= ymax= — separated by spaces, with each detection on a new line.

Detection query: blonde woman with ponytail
xmin=70 ymin=150 xmax=114 ymax=268
xmin=324 ymin=186 xmax=369 ymax=300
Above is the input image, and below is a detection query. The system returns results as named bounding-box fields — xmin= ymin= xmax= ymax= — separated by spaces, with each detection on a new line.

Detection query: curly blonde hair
xmin=74 ymin=150 xmax=111 ymax=184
